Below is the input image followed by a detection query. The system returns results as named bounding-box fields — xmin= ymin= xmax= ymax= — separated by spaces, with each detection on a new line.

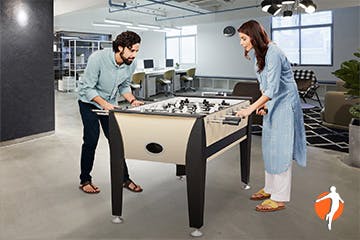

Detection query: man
xmin=78 ymin=31 xmax=143 ymax=194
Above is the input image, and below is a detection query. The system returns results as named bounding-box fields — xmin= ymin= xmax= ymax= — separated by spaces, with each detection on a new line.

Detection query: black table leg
xmin=185 ymin=119 xmax=206 ymax=232
xmin=240 ymin=114 xmax=252 ymax=185
xmin=109 ymin=113 xmax=125 ymax=221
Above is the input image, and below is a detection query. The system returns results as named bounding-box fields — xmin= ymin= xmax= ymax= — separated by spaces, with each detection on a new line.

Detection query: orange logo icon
xmin=314 ymin=186 xmax=344 ymax=230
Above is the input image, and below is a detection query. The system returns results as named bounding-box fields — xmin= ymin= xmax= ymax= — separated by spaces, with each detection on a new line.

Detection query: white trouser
xmin=264 ymin=163 xmax=292 ymax=202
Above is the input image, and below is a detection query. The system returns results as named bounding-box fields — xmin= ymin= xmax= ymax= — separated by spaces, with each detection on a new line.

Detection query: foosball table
xmin=108 ymin=95 xmax=253 ymax=237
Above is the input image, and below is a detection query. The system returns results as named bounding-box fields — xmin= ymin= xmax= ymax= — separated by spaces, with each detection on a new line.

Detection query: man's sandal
xmin=123 ymin=179 xmax=143 ymax=193
xmin=250 ymin=188 xmax=271 ymax=200
xmin=79 ymin=181 xmax=100 ymax=194
xmin=255 ymin=199 xmax=286 ymax=212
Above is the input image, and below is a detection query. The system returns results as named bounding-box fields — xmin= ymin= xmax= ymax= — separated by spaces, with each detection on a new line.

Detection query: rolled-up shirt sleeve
xmin=78 ymin=54 xmax=100 ymax=101
xmin=263 ymin=50 xmax=281 ymax=99
xmin=118 ymin=77 xmax=132 ymax=95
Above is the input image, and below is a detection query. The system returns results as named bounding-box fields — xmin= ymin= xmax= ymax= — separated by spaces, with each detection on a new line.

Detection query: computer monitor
xmin=166 ymin=59 xmax=174 ymax=68
xmin=143 ymin=59 xmax=154 ymax=69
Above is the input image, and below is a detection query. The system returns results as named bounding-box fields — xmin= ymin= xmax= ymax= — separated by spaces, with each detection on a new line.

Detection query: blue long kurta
xmin=252 ymin=43 xmax=307 ymax=174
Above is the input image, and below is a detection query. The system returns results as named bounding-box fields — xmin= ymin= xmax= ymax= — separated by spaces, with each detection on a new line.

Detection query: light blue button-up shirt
xmin=78 ymin=48 xmax=136 ymax=109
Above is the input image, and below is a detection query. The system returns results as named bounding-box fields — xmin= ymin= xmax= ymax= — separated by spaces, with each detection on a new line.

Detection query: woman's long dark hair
xmin=238 ymin=20 xmax=270 ymax=72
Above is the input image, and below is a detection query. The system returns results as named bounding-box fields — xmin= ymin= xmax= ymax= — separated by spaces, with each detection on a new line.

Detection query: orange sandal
xmin=255 ymin=199 xmax=286 ymax=212
xmin=250 ymin=189 xmax=271 ymax=200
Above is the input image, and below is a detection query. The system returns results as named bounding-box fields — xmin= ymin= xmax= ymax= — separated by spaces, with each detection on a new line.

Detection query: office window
xmin=180 ymin=36 xmax=196 ymax=64
xmin=166 ymin=25 xmax=197 ymax=65
xmin=165 ymin=29 xmax=181 ymax=37
xmin=271 ymin=11 xmax=333 ymax=66
xmin=272 ymin=29 xmax=299 ymax=64
xmin=181 ymin=25 xmax=197 ymax=35
xmin=166 ymin=38 xmax=179 ymax=64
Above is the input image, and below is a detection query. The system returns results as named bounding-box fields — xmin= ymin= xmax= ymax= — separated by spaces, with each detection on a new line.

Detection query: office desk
xmin=134 ymin=68 xmax=187 ymax=98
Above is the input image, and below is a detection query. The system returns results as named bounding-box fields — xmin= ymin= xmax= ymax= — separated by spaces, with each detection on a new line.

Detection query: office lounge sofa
xmin=320 ymin=80 xmax=359 ymax=130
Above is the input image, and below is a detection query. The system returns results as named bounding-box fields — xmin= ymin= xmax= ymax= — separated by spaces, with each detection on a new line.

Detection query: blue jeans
xmin=78 ymin=100 xmax=130 ymax=184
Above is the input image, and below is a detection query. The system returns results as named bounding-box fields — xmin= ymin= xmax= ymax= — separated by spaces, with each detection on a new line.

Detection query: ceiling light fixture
xmin=163 ymin=27 xmax=179 ymax=31
xmin=260 ymin=0 xmax=317 ymax=17
xmin=138 ymin=24 xmax=161 ymax=29
xmin=104 ymin=18 xmax=133 ymax=26
xmin=92 ymin=22 xmax=121 ymax=28
xmin=261 ymin=0 xmax=272 ymax=12
xmin=153 ymin=29 xmax=168 ymax=33
xmin=126 ymin=26 xmax=149 ymax=31
xmin=299 ymin=0 xmax=317 ymax=13
xmin=267 ymin=4 xmax=281 ymax=16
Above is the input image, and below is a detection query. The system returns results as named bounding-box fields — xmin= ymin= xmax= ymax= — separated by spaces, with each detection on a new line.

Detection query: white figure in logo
xmin=316 ymin=186 xmax=344 ymax=230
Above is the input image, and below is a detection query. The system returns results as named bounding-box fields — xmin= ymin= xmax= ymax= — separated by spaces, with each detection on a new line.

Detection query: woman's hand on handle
xmin=256 ymin=106 xmax=268 ymax=116
xmin=236 ymin=107 xmax=253 ymax=118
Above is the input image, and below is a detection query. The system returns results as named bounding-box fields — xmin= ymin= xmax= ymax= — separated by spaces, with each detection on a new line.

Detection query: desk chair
xmin=181 ymin=68 xmax=196 ymax=91
xmin=130 ymin=72 xmax=145 ymax=100
xmin=157 ymin=69 xmax=174 ymax=96
xmin=293 ymin=69 xmax=323 ymax=108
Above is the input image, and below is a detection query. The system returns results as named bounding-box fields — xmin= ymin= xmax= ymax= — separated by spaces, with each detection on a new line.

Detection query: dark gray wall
xmin=0 ymin=0 xmax=54 ymax=141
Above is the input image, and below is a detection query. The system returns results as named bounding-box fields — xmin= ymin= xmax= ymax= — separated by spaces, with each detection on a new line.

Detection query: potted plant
xmin=332 ymin=49 xmax=360 ymax=167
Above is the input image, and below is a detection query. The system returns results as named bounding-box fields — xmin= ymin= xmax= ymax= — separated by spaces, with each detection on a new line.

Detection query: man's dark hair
xmin=112 ymin=31 xmax=141 ymax=52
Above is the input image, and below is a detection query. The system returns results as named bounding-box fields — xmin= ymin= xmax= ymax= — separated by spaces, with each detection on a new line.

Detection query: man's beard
xmin=120 ymin=50 xmax=133 ymax=65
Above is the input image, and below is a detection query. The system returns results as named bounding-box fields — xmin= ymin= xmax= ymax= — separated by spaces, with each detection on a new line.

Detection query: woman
xmin=236 ymin=20 xmax=306 ymax=212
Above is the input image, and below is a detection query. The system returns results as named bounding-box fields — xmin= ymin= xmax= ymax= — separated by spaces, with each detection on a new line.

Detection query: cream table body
xmin=108 ymin=96 xmax=253 ymax=237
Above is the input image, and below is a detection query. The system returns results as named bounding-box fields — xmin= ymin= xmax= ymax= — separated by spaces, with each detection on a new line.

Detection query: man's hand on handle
xmin=101 ymin=102 xmax=117 ymax=111
xmin=131 ymin=100 xmax=144 ymax=107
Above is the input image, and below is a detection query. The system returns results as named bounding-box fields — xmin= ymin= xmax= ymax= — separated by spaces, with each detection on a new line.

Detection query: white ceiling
xmin=54 ymin=0 xmax=360 ymax=32
xmin=54 ymin=0 xmax=106 ymax=16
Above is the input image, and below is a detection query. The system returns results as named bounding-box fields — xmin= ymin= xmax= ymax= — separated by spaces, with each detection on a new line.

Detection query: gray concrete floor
xmin=0 ymin=91 xmax=359 ymax=240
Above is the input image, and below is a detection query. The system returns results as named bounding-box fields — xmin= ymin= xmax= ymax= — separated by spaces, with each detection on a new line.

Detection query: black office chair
xmin=293 ymin=69 xmax=323 ymax=108
xmin=232 ymin=81 xmax=263 ymax=125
